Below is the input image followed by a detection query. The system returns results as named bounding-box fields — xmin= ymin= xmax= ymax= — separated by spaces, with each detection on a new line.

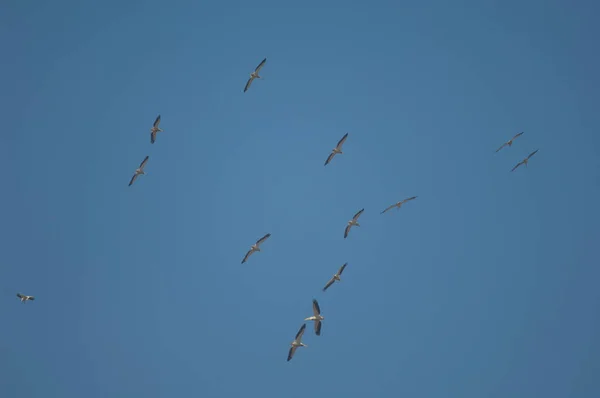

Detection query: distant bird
xmin=380 ymin=196 xmax=418 ymax=214
xmin=304 ymin=299 xmax=325 ymax=336
xmin=150 ymin=115 xmax=163 ymax=144
xmin=344 ymin=208 xmax=364 ymax=239
xmin=495 ymin=132 xmax=524 ymax=153
xmin=511 ymin=149 xmax=539 ymax=172
xmin=323 ymin=263 xmax=348 ymax=292
xmin=324 ymin=133 xmax=349 ymax=166
xmin=287 ymin=323 xmax=308 ymax=362
xmin=241 ymin=233 xmax=271 ymax=264
xmin=244 ymin=58 xmax=267 ymax=93
xmin=128 ymin=156 xmax=150 ymax=186
xmin=16 ymin=293 xmax=35 ymax=303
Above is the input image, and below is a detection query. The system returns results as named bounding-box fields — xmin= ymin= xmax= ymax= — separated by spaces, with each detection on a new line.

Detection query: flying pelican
xmin=16 ymin=293 xmax=35 ymax=303
xmin=511 ymin=149 xmax=539 ymax=172
xmin=323 ymin=262 xmax=348 ymax=292
xmin=324 ymin=133 xmax=349 ymax=166
xmin=495 ymin=132 xmax=524 ymax=153
xmin=287 ymin=323 xmax=307 ymax=362
xmin=304 ymin=299 xmax=325 ymax=336
xmin=244 ymin=58 xmax=267 ymax=93
xmin=150 ymin=115 xmax=163 ymax=144
xmin=128 ymin=156 xmax=150 ymax=186
xmin=380 ymin=196 xmax=418 ymax=214
xmin=344 ymin=208 xmax=364 ymax=239
xmin=241 ymin=233 xmax=271 ymax=264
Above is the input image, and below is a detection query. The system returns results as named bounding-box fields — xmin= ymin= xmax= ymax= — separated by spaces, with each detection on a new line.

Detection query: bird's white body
xmin=304 ymin=315 xmax=325 ymax=322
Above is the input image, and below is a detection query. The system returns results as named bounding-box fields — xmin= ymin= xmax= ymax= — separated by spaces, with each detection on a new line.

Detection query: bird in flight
xmin=129 ymin=156 xmax=150 ymax=186
xmin=241 ymin=233 xmax=271 ymax=264
xmin=287 ymin=323 xmax=307 ymax=362
xmin=150 ymin=115 xmax=163 ymax=144
xmin=304 ymin=299 xmax=325 ymax=336
xmin=344 ymin=208 xmax=364 ymax=239
xmin=244 ymin=58 xmax=267 ymax=93
xmin=324 ymin=133 xmax=349 ymax=166
xmin=380 ymin=196 xmax=418 ymax=214
xmin=16 ymin=293 xmax=35 ymax=303
xmin=495 ymin=132 xmax=524 ymax=153
xmin=511 ymin=149 xmax=539 ymax=172
xmin=323 ymin=263 xmax=348 ymax=292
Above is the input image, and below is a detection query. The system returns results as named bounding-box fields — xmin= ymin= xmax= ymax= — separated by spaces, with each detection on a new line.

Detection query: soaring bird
xmin=16 ymin=293 xmax=35 ymax=303
xmin=304 ymin=299 xmax=325 ymax=336
xmin=323 ymin=263 xmax=348 ymax=292
xmin=511 ymin=149 xmax=539 ymax=172
xmin=287 ymin=323 xmax=307 ymax=362
xmin=244 ymin=58 xmax=267 ymax=93
xmin=344 ymin=208 xmax=364 ymax=238
xmin=380 ymin=196 xmax=418 ymax=214
xmin=324 ymin=133 xmax=349 ymax=166
xmin=128 ymin=156 xmax=150 ymax=186
xmin=495 ymin=132 xmax=524 ymax=153
xmin=150 ymin=115 xmax=163 ymax=144
xmin=241 ymin=233 xmax=271 ymax=264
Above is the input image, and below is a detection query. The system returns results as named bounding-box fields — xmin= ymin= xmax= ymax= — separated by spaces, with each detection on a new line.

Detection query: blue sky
xmin=2 ymin=0 xmax=600 ymax=397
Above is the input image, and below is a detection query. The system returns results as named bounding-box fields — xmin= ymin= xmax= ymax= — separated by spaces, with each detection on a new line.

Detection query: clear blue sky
xmin=2 ymin=1 xmax=599 ymax=397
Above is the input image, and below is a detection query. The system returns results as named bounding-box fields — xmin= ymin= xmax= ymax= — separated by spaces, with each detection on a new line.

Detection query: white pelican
xmin=324 ymin=133 xmax=349 ymax=166
xmin=304 ymin=299 xmax=324 ymax=336
xmin=380 ymin=196 xmax=418 ymax=214
xmin=16 ymin=293 xmax=35 ymax=303
xmin=128 ymin=156 xmax=150 ymax=186
xmin=287 ymin=323 xmax=307 ymax=362
xmin=496 ymin=132 xmax=524 ymax=153
xmin=244 ymin=58 xmax=267 ymax=93
xmin=344 ymin=208 xmax=364 ymax=239
xmin=323 ymin=262 xmax=348 ymax=292
xmin=150 ymin=115 xmax=163 ymax=144
xmin=511 ymin=149 xmax=539 ymax=172
xmin=241 ymin=233 xmax=271 ymax=264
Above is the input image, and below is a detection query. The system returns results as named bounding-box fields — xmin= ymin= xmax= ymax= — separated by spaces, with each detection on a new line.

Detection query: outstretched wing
xmin=495 ymin=142 xmax=508 ymax=153
xmin=256 ymin=233 xmax=271 ymax=246
xmin=28 ymin=296 xmax=35 ymax=301
xmin=128 ymin=173 xmax=138 ymax=186
xmin=315 ymin=320 xmax=322 ymax=336
xmin=295 ymin=323 xmax=306 ymax=340
xmin=353 ymin=208 xmax=365 ymax=221
xmin=241 ymin=249 xmax=253 ymax=264
xmin=511 ymin=161 xmax=523 ymax=172
xmin=338 ymin=262 xmax=348 ymax=275
xmin=244 ymin=76 xmax=255 ymax=93
xmin=527 ymin=149 xmax=539 ymax=159
xmin=512 ymin=131 xmax=524 ymax=141
xmin=380 ymin=204 xmax=395 ymax=214
xmin=16 ymin=293 xmax=23 ymax=299
xmin=153 ymin=115 xmax=161 ymax=128
xmin=254 ymin=58 xmax=267 ymax=73
xmin=139 ymin=156 xmax=150 ymax=170
xmin=287 ymin=346 xmax=297 ymax=362
xmin=344 ymin=224 xmax=351 ymax=239
xmin=312 ymin=299 xmax=321 ymax=316
xmin=336 ymin=133 xmax=349 ymax=150
xmin=151 ymin=130 xmax=157 ymax=144
xmin=402 ymin=196 xmax=417 ymax=204
xmin=322 ymin=277 xmax=336 ymax=292
xmin=324 ymin=152 xmax=336 ymax=166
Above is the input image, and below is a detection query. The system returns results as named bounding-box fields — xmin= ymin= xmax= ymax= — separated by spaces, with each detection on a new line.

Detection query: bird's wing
xmin=336 ymin=133 xmax=349 ymax=149
xmin=312 ymin=299 xmax=321 ymax=316
xmin=324 ymin=152 xmax=336 ymax=166
xmin=511 ymin=161 xmax=523 ymax=172
xmin=151 ymin=130 xmax=157 ymax=144
xmin=256 ymin=233 xmax=271 ymax=246
xmin=512 ymin=132 xmax=524 ymax=140
xmin=241 ymin=249 xmax=253 ymax=264
xmin=495 ymin=142 xmax=508 ymax=153
xmin=380 ymin=204 xmax=395 ymax=214
xmin=243 ymin=76 xmax=254 ymax=93
xmin=315 ymin=320 xmax=322 ymax=336
xmin=402 ymin=196 xmax=417 ymax=203
xmin=353 ymin=208 xmax=365 ymax=220
xmin=344 ymin=224 xmax=351 ymax=238
xmin=128 ymin=174 xmax=138 ymax=186
xmin=287 ymin=346 xmax=297 ymax=362
xmin=338 ymin=262 xmax=348 ymax=275
xmin=16 ymin=293 xmax=23 ymax=298
xmin=527 ymin=149 xmax=539 ymax=159
xmin=255 ymin=58 xmax=267 ymax=73
xmin=139 ymin=155 xmax=150 ymax=169
xmin=153 ymin=115 xmax=161 ymax=128
xmin=295 ymin=323 xmax=306 ymax=340
xmin=322 ymin=277 xmax=335 ymax=292
xmin=28 ymin=296 xmax=35 ymax=300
